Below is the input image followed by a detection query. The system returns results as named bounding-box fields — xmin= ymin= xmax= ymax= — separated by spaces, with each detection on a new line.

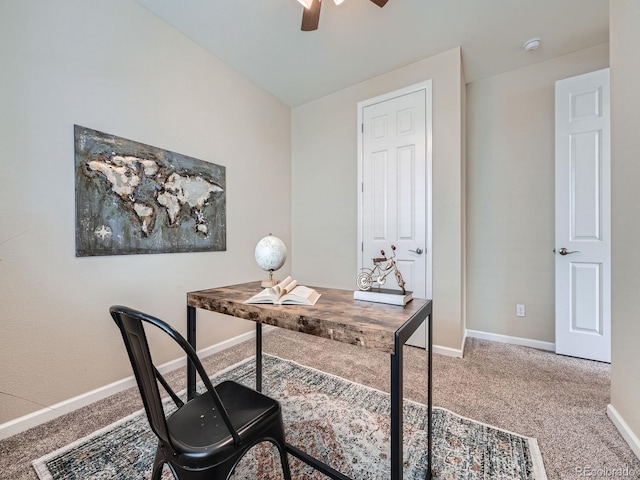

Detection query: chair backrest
xmin=110 ymin=306 xmax=172 ymax=444
xmin=110 ymin=305 xmax=241 ymax=448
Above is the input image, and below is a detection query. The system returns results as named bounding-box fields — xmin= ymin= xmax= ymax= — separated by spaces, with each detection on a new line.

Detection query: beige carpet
xmin=1 ymin=329 xmax=638 ymax=479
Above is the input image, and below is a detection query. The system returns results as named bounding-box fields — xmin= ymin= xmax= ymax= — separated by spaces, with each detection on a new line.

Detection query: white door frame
xmin=356 ymin=80 xmax=433 ymax=302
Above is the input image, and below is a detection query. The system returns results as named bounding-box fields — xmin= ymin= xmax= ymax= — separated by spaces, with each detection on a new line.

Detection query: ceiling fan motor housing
xmin=301 ymin=0 xmax=389 ymax=31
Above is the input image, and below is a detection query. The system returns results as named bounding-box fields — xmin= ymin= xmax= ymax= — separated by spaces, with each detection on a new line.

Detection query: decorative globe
xmin=254 ymin=234 xmax=287 ymax=276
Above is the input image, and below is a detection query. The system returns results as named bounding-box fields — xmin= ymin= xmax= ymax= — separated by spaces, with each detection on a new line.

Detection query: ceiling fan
xmin=297 ymin=0 xmax=389 ymax=31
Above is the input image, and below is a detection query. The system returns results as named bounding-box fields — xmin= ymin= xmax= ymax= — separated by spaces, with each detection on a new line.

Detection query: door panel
xmin=371 ymin=151 xmax=388 ymax=239
xmin=571 ymin=131 xmax=601 ymax=240
xmin=359 ymin=83 xmax=431 ymax=348
xmin=398 ymin=146 xmax=415 ymax=240
xmin=555 ymin=68 xmax=610 ymax=362
xmin=362 ymin=90 xmax=425 ymax=297
xmin=571 ymin=263 xmax=601 ymax=333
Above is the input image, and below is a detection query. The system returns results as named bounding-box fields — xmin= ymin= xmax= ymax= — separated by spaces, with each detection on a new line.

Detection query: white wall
xmin=610 ymin=0 xmax=640 ymax=451
xmin=0 ymin=0 xmax=291 ymax=424
xmin=291 ymin=48 xmax=465 ymax=351
xmin=466 ymin=44 xmax=609 ymax=343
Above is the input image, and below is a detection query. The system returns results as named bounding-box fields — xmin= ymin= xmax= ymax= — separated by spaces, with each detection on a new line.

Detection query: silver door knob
xmin=409 ymin=247 xmax=424 ymax=255
xmin=558 ymin=247 xmax=579 ymax=256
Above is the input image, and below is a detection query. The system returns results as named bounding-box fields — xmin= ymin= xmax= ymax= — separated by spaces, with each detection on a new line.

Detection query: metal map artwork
xmin=75 ymin=125 xmax=226 ymax=257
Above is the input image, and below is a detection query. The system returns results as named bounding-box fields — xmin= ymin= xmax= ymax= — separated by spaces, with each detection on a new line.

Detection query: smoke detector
xmin=523 ymin=38 xmax=541 ymax=52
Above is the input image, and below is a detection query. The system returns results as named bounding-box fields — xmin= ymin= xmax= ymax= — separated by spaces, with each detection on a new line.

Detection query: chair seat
xmin=167 ymin=381 xmax=283 ymax=467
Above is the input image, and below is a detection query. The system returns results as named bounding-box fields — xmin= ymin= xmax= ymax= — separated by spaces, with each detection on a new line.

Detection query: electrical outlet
xmin=516 ymin=304 xmax=526 ymax=317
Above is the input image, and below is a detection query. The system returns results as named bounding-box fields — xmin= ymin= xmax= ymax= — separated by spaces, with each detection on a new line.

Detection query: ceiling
xmin=134 ymin=0 xmax=609 ymax=107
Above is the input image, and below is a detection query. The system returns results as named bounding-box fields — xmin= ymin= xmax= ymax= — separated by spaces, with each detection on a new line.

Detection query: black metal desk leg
xmin=187 ymin=306 xmax=196 ymax=401
xmin=256 ymin=323 xmax=262 ymax=392
xmin=427 ymin=313 xmax=433 ymax=480
xmin=390 ymin=335 xmax=403 ymax=480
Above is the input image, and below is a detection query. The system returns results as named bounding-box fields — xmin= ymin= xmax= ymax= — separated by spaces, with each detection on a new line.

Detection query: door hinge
xmin=361 ymin=123 xmax=364 ymax=133
xmin=361 ymin=242 xmax=363 ymax=252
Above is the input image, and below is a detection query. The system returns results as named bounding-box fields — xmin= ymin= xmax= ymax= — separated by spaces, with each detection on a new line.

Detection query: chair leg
xmin=233 ymin=441 xmax=291 ymax=480
xmin=159 ymin=443 xmax=291 ymax=480
xmin=273 ymin=419 xmax=292 ymax=480
xmin=274 ymin=441 xmax=292 ymax=480
xmin=216 ymin=440 xmax=292 ymax=480
xmin=167 ymin=459 xmax=237 ymax=480
xmin=151 ymin=447 xmax=166 ymax=480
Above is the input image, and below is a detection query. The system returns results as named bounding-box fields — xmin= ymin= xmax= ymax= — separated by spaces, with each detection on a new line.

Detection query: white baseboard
xmin=466 ymin=329 xmax=555 ymax=352
xmin=607 ymin=404 xmax=640 ymax=461
xmin=0 ymin=326 xmax=549 ymax=440
xmin=432 ymin=343 xmax=464 ymax=358
xmin=0 ymin=329 xmax=258 ymax=441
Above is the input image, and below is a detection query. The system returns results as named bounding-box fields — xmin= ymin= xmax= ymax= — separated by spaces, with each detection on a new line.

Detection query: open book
xmin=244 ymin=276 xmax=321 ymax=306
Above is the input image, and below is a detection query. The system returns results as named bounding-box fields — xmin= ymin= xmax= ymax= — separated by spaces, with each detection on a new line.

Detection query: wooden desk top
xmin=187 ymin=281 xmax=431 ymax=355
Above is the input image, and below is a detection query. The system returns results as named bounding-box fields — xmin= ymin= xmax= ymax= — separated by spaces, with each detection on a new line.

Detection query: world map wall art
xmin=74 ymin=125 xmax=226 ymax=257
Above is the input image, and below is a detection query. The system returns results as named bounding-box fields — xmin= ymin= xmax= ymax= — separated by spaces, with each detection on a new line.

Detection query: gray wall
xmin=466 ymin=44 xmax=609 ymax=344
xmin=610 ymin=0 xmax=640 ymax=451
xmin=0 ymin=0 xmax=291 ymax=424
xmin=291 ymin=48 xmax=466 ymax=351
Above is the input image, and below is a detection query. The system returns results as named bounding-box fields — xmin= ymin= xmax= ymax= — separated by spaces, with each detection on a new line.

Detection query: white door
xmin=555 ymin=68 xmax=610 ymax=363
xmin=358 ymin=81 xmax=432 ymax=348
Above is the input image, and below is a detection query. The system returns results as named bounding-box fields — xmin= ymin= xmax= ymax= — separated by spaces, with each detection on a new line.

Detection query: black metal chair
xmin=110 ymin=305 xmax=292 ymax=480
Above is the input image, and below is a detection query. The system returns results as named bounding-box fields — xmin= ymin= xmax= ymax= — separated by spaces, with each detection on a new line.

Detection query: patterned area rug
xmin=32 ymin=355 xmax=546 ymax=480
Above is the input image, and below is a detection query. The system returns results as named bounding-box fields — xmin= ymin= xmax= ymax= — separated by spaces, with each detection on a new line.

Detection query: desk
xmin=187 ymin=281 xmax=433 ymax=480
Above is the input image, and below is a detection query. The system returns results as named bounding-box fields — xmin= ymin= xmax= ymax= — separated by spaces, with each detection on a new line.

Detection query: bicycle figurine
xmin=356 ymin=245 xmax=406 ymax=294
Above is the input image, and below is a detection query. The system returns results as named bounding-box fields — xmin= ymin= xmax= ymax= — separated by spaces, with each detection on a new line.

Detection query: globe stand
xmin=261 ymin=270 xmax=279 ymax=288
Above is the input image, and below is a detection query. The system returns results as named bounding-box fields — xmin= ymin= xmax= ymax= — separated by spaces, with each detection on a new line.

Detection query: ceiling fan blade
xmin=369 ymin=0 xmax=388 ymax=7
xmin=301 ymin=0 xmax=321 ymax=31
